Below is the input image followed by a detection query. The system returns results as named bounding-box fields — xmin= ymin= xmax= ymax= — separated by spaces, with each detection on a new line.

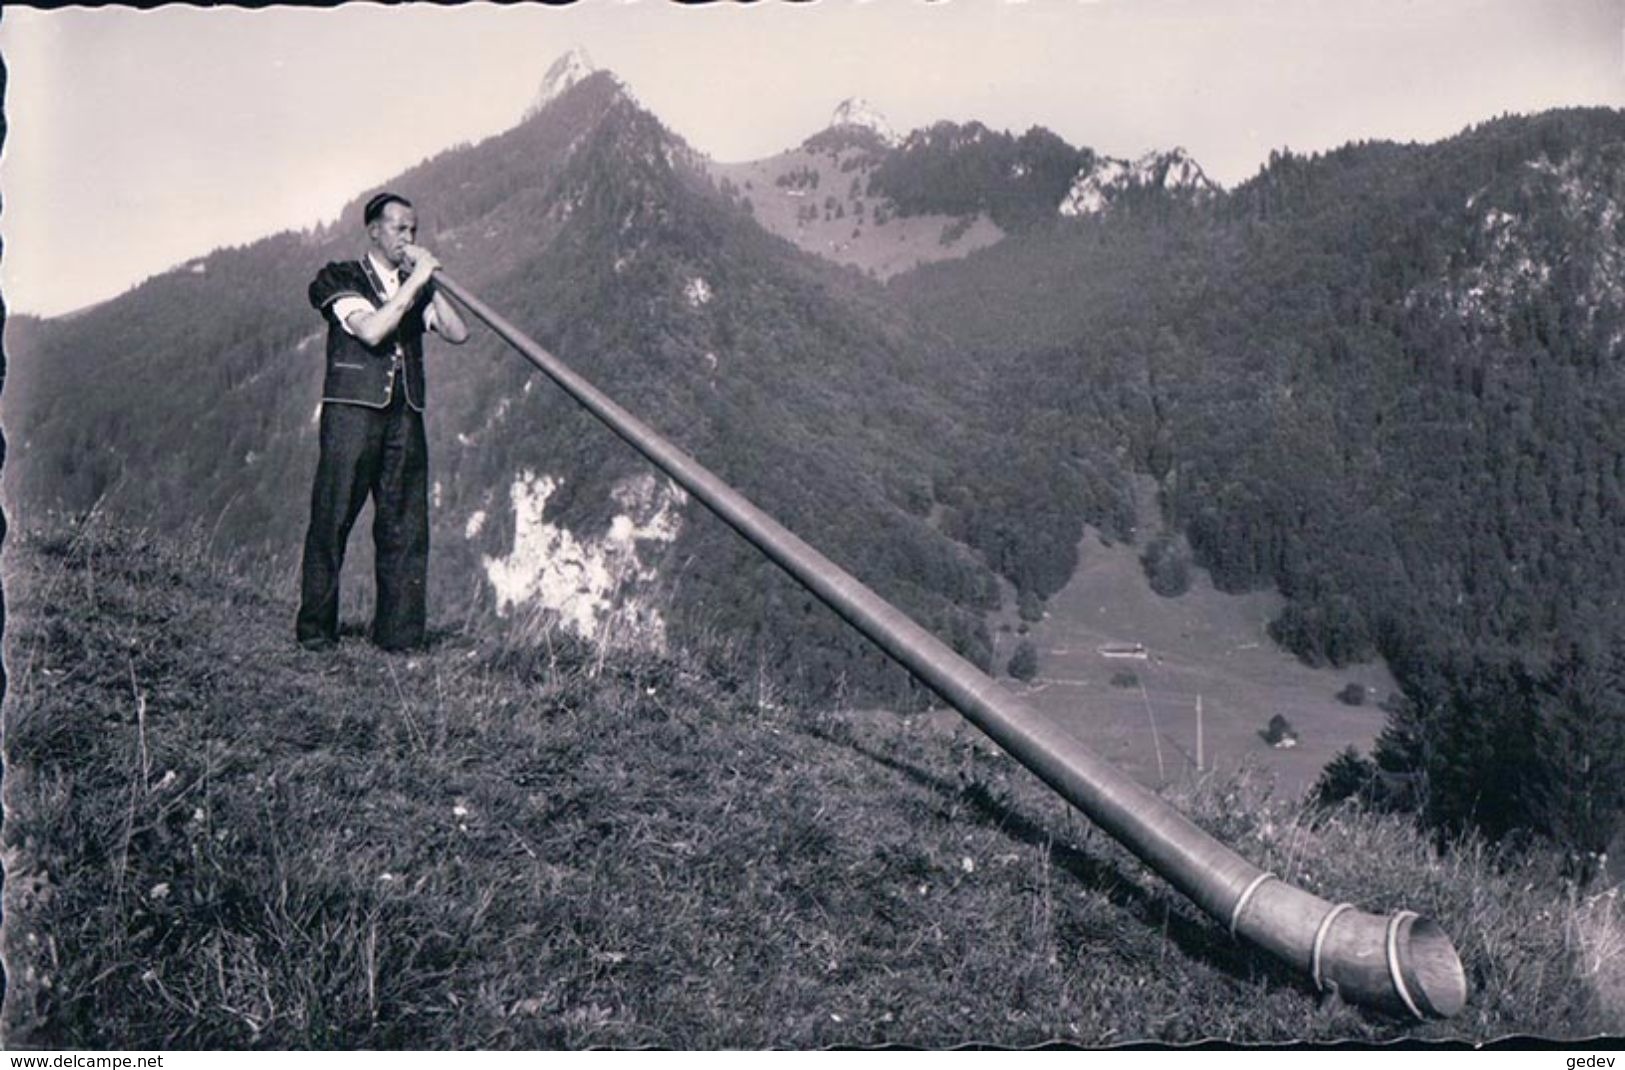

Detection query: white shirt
xmin=331 ymin=252 xmax=440 ymax=338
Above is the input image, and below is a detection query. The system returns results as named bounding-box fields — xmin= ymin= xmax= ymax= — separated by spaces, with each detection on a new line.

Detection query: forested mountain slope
xmin=891 ymin=108 xmax=1625 ymax=848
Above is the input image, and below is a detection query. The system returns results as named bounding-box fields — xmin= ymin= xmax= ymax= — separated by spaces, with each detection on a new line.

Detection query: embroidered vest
xmin=307 ymin=258 xmax=430 ymax=411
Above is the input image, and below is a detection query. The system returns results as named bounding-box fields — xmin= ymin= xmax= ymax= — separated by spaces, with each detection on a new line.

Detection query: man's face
xmin=368 ymin=203 xmax=418 ymax=267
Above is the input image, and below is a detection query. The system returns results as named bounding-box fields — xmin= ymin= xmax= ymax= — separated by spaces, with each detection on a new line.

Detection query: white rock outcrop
xmin=524 ymin=48 xmax=598 ymax=118
xmin=1060 ymin=147 xmax=1219 ymax=217
xmin=830 ymin=97 xmax=899 ymax=145
xmin=482 ymin=470 xmax=687 ymax=647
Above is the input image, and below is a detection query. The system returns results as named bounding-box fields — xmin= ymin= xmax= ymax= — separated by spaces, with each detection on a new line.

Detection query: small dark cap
xmin=364 ymin=192 xmax=414 ymax=226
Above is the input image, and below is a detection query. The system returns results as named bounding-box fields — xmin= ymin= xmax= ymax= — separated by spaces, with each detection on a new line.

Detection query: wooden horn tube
xmin=434 ymin=272 xmax=1469 ymax=1018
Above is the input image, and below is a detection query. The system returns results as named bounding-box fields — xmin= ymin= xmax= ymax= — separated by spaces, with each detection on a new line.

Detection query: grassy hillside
xmin=3 ymin=516 xmax=1618 ymax=1047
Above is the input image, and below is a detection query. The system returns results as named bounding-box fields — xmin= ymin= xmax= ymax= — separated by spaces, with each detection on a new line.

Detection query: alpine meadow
xmin=4 ymin=47 xmax=1624 ymax=1047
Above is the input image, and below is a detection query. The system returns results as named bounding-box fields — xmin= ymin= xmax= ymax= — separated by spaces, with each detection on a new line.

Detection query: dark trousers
xmin=296 ymin=386 xmax=430 ymax=650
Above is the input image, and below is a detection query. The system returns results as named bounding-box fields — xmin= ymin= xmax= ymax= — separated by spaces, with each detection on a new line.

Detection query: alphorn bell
xmin=433 ymin=271 xmax=1468 ymax=1018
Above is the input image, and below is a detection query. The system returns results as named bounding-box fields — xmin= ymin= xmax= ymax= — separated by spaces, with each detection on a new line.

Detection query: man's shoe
xmin=373 ymin=630 xmax=426 ymax=654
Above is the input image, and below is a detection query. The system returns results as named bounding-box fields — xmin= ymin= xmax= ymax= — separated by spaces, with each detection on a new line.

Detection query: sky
xmin=2 ymin=0 xmax=1622 ymax=318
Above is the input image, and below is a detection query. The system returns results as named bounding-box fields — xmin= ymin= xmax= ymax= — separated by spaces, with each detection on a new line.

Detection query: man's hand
xmin=401 ymin=244 xmax=441 ymax=286
xmin=392 ymin=241 xmax=468 ymax=343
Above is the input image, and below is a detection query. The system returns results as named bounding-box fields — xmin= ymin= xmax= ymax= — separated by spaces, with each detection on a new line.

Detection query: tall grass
xmin=2 ymin=516 xmax=1617 ymax=1047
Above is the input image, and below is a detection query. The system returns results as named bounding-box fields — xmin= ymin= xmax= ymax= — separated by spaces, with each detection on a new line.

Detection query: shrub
xmin=1109 ymin=670 xmax=1139 ymax=689
xmin=1262 ymin=713 xmax=1299 ymax=746
xmin=1140 ymin=534 xmax=1192 ymax=598
xmin=1337 ymin=682 xmax=1368 ymax=706
xmin=1006 ymin=640 xmax=1039 ymax=681
xmin=1312 ymin=746 xmax=1380 ymax=808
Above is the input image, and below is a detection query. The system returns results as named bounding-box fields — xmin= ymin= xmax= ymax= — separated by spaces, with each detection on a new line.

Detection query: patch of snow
xmin=685 ymin=277 xmax=713 ymax=307
xmin=187 ymin=261 xmax=207 ymax=275
xmin=465 ymin=510 xmax=487 ymax=539
xmin=457 ymin=432 xmax=474 ymax=446
xmin=432 ymin=481 xmax=443 ymax=509
xmin=482 ymin=471 xmax=688 ymax=647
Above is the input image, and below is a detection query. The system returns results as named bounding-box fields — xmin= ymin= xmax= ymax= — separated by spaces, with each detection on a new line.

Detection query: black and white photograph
xmin=1 ymin=0 xmax=1622 ymax=1050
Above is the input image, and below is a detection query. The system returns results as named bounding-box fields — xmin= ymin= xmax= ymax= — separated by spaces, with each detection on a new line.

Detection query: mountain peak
xmin=830 ymin=97 xmax=898 ymax=145
xmin=525 ymin=48 xmax=602 ymax=118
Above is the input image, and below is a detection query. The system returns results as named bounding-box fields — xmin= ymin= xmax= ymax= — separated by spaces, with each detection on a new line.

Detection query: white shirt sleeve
xmin=333 ymin=294 xmax=439 ymax=335
xmin=330 ymin=296 xmax=373 ymax=336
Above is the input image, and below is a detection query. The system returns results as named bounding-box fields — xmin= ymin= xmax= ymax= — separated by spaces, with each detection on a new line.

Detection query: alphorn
xmin=435 ymin=272 xmax=1467 ymax=1018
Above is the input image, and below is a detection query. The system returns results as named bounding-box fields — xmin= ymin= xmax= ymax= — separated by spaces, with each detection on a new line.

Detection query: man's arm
xmin=344 ymin=259 xmax=435 ymax=347
xmin=343 ymin=245 xmax=459 ymax=347
xmin=424 ymin=283 xmax=469 ymax=345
